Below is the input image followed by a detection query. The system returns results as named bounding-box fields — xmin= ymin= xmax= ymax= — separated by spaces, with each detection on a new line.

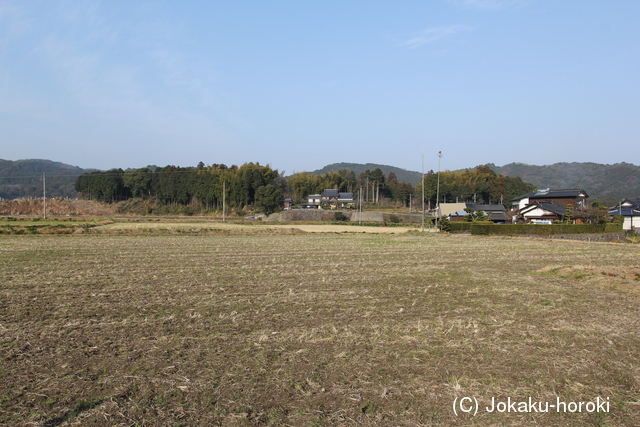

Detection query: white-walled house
xmin=609 ymin=198 xmax=640 ymax=231
xmin=511 ymin=189 xmax=588 ymax=212
xmin=511 ymin=189 xmax=588 ymax=223
xmin=519 ymin=201 xmax=569 ymax=224
xmin=301 ymin=190 xmax=355 ymax=209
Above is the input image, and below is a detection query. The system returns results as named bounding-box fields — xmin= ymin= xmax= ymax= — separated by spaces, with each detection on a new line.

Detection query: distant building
xmin=519 ymin=201 xmax=570 ymax=224
xmin=301 ymin=194 xmax=321 ymax=209
xmin=511 ymin=188 xmax=588 ymax=211
xmin=302 ymin=189 xmax=355 ymax=209
xmin=445 ymin=203 xmax=508 ymax=223
xmin=511 ymin=189 xmax=588 ymax=223
xmin=609 ymin=198 xmax=640 ymax=231
xmin=281 ymin=198 xmax=293 ymax=210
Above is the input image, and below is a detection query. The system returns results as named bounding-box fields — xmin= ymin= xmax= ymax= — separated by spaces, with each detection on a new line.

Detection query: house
xmin=301 ymin=194 xmax=321 ymax=209
xmin=302 ymin=190 xmax=355 ymax=209
xmin=511 ymin=189 xmax=588 ymax=223
xmin=320 ymin=189 xmax=340 ymax=207
xmin=466 ymin=203 xmax=508 ymax=223
xmin=519 ymin=201 xmax=569 ymax=224
xmin=608 ymin=198 xmax=640 ymax=231
xmin=281 ymin=198 xmax=293 ymax=210
xmin=446 ymin=203 xmax=508 ymax=223
xmin=511 ymin=189 xmax=588 ymax=211
xmin=438 ymin=203 xmax=467 ymax=219
xmin=336 ymin=192 xmax=355 ymax=209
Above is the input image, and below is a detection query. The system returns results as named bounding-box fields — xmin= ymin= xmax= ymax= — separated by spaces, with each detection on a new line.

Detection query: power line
xmin=588 ymin=165 xmax=640 ymax=199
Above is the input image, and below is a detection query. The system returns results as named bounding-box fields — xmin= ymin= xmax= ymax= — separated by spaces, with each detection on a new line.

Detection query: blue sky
xmin=1 ymin=0 xmax=639 ymax=174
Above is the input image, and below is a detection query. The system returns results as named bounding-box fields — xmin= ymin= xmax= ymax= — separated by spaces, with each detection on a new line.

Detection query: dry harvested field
xmin=1 ymin=233 xmax=640 ymax=426
xmin=97 ymin=221 xmax=420 ymax=235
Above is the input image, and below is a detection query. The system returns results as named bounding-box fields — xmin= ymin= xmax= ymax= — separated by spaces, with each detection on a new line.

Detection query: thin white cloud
xmin=402 ymin=25 xmax=474 ymax=49
xmin=451 ymin=0 xmax=534 ymax=10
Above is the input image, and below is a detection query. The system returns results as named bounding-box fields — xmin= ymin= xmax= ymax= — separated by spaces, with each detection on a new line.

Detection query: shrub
xmin=449 ymin=222 xmax=472 ymax=232
xmin=389 ymin=214 xmax=401 ymax=224
xmin=439 ymin=216 xmax=451 ymax=232
xmin=334 ymin=212 xmax=348 ymax=222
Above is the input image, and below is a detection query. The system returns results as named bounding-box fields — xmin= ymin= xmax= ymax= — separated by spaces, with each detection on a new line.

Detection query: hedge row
xmin=470 ymin=223 xmax=623 ymax=235
xmin=449 ymin=222 xmax=473 ymax=232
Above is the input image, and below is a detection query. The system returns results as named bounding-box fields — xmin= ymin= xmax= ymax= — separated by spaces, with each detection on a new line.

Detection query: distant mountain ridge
xmin=488 ymin=162 xmax=640 ymax=203
xmin=310 ymin=161 xmax=640 ymax=204
xmin=0 ymin=159 xmax=94 ymax=199
xmin=308 ymin=163 xmax=424 ymax=185
xmin=2 ymin=159 xmax=638 ymax=204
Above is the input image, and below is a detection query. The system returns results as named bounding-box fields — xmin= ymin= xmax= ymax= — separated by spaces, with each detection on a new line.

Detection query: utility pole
xmin=435 ymin=151 xmax=442 ymax=230
xmin=43 ymin=173 xmax=46 ymax=219
xmin=222 ymin=180 xmax=226 ymax=222
xmin=359 ymin=187 xmax=362 ymax=225
xmin=421 ymin=150 xmax=424 ymax=232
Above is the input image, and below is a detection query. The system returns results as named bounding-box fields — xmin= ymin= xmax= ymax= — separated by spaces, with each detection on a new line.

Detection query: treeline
xmin=74 ymin=162 xmax=286 ymax=214
xmin=74 ymin=162 xmax=535 ymax=213
xmin=416 ymin=165 xmax=536 ymax=206
xmin=287 ymin=168 xmax=415 ymax=205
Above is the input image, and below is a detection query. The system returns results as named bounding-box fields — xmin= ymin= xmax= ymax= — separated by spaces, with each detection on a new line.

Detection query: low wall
xmin=387 ymin=213 xmax=424 ymax=223
xmin=350 ymin=212 xmax=383 ymax=222
xmin=266 ymin=210 xmax=425 ymax=223
xmin=266 ymin=210 xmax=354 ymax=221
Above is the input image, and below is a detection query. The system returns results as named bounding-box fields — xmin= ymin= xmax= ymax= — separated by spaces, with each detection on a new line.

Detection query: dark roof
xmin=521 ymin=201 xmax=568 ymax=216
xmin=621 ymin=198 xmax=640 ymax=208
xmin=450 ymin=210 xmax=508 ymax=221
xmin=529 ymin=189 xmax=588 ymax=199
xmin=338 ymin=192 xmax=354 ymax=198
xmin=608 ymin=208 xmax=640 ymax=216
xmin=322 ymin=189 xmax=340 ymax=197
xmin=485 ymin=212 xmax=508 ymax=221
xmin=466 ymin=203 xmax=506 ymax=212
xmin=511 ymin=189 xmax=588 ymax=202
xmin=510 ymin=192 xmax=537 ymax=202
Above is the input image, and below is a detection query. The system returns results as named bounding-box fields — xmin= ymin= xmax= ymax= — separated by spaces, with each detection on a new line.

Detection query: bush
xmin=612 ymin=215 xmax=624 ymax=224
xmin=449 ymin=222 xmax=472 ymax=232
xmin=439 ymin=216 xmax=451 ymax=232
xmin=389 ymin=214 xmax=401 ymax=224
xmin=334 ymin=212 xmax=348 ymax=222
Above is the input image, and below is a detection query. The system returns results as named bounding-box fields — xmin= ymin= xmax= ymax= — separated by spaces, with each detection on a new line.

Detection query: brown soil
xmin=1 ymin=234 xmax=639 ymax=425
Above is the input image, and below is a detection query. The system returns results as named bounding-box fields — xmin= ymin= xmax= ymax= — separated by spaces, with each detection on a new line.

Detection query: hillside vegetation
xmin=490 ymin=162 xmax=640 ymax=203
xmin=3 ymin=159 xmax=639 ymax=206
xmin=0 ymin=159 xmax=92 ymax=199
xmin=309 ymin=162 xmax=423 ymax=185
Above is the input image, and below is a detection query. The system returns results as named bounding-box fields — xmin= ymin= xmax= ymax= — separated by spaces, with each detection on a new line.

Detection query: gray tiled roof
xmin=529 ymin=189 xmax=588 ymax=199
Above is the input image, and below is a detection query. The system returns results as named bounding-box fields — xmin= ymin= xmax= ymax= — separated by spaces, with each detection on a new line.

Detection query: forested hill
xmin=0 ymin=159 xmax=93 ymax=200
xmin=309 ymin=163 xmax=423 ymax=185
xmin=489 ymin=162 xmax=640 ymax=203
xmin=3 ymin=158 xmax=638 ymax=204
xmin=311 ymin=161 xmax=640 ymax=204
